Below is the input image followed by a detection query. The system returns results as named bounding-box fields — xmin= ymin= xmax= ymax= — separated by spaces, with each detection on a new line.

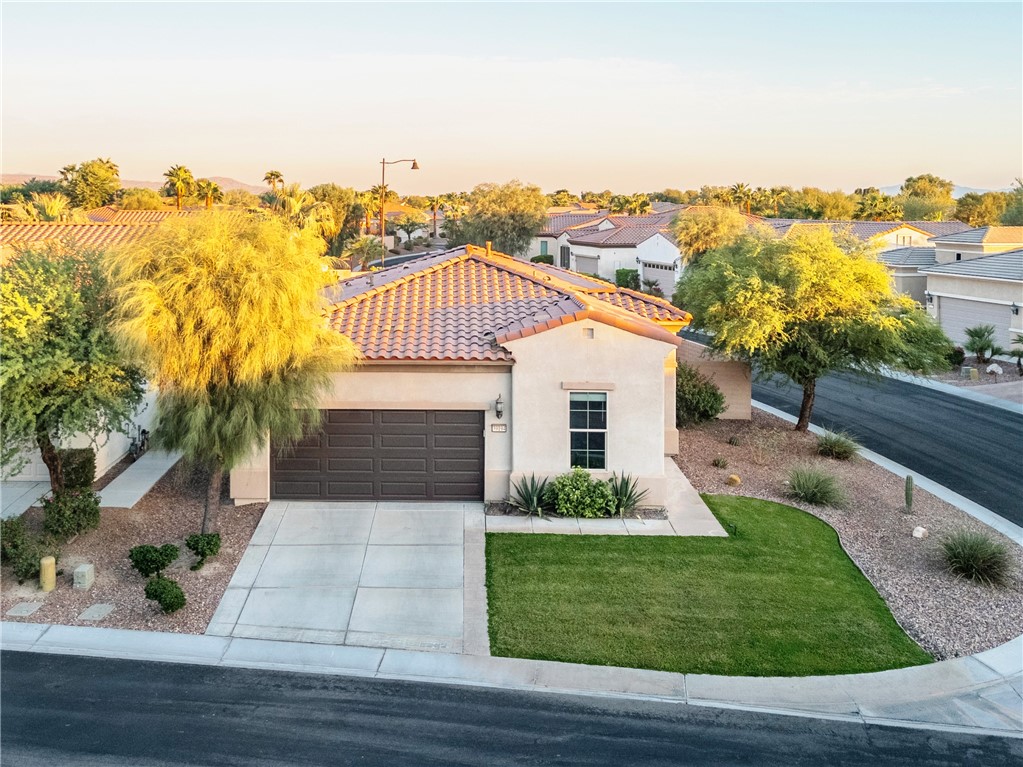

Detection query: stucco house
xmin=229 ymin=244 xmax=751 ymax=507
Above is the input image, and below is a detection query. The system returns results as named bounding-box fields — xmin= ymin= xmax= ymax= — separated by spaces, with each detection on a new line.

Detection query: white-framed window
xmin=540 ymin=241 xmax=548 ymax=256
xmin=569 ymin=392 xmax=607 ymax=469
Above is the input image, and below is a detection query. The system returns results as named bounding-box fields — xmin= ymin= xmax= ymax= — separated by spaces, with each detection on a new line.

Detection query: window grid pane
xmin=569 ymin=392 xmax=607 ymax=470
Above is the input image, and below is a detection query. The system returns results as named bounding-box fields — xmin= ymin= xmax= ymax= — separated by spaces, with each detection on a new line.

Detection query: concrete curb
xmin=881 ymin=369 xmax=1023 ymax=415
xmin=2 ymin=620 xmax=1019 ymax=737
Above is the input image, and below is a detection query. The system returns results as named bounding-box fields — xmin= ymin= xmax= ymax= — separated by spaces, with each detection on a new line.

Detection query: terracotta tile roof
xmin=325 ymin=245 xmax=691 ymax=362
xmin=568 ymin=225 xmax=668 ymax=247
xmin=540 ymin=212 xmax=609 ymax=235
xmin=86 ymin=206 xmax=196 ymax=224
xmin=0 ymin=222 xmax=160 ymax=250
xmin=929 ymin=225 xmax=1023 ymax=245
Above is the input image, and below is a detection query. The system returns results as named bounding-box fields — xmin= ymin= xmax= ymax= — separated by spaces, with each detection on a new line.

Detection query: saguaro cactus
xmin=904 ymin=475 xmax=914 ymax=514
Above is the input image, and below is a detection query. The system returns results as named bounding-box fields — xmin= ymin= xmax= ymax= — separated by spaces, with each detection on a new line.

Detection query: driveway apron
xmin=208 ymin=502 xmax=479 ymax=653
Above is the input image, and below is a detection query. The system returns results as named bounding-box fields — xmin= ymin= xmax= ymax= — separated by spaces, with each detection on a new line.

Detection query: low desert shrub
xmin=1 ymin=517 xmax=29 ymax=563
xmin=964 ymin=324 xmax=1005 ymax=364
xmin=676 ymin=361 xmax=726 ymax=427
xmin=816 ymin=430 xmax=860 ymax=461
xmin=59 ymin=448 xmax=97 ymax=489
xmin=530 ymin=254 xmax=554 ymax=265
xmin=510 ymin=474 xmax=549 ymax=517
xmin=145 ymin=576 xmax=186 ymax=613
xmin=942 ymin=530 xmax=1011 ymax=586
xmin=711 ymin=457 xmax=729 ymax=469
xmin=2 ymin=520 xmax=60 ymax=583
xmin=42 ymin=489 xmax=101 ymax=539
xmin=615 ymin=268 xmax=640 ymax=290
xmin=129 ymin=544 xmax=180 ymax=578
xmin=545 ymin=468 xmax=614 ymax=518
xmin=185 ymin=533 xmax=221 ymax=570
xmin=944 ymin=346 xmax=966 ymax=367
xmin=608 ymin=473 xmax=649 ymax=518
xmin=787 ymin=466 xmax=846 ymax=508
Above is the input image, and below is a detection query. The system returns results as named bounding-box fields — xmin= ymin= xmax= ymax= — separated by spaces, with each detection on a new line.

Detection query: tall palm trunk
xmin=795 ymin=379 xmax=815 ymax=431
xmin=176 ymin=190 xmax=183 ymax=210
xmin=37 ymin=431 xmax=65 ymax=494
xmin=201 ymin=461 xmax=224 ymax=533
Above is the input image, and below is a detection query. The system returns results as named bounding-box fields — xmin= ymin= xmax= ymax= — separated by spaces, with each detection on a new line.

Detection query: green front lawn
xmin=485 ymin=495 xmax=932 ymax=676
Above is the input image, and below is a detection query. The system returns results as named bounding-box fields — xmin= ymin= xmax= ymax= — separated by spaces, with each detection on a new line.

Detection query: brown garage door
xmin=270 ymin=410 xmax=484 ymax=501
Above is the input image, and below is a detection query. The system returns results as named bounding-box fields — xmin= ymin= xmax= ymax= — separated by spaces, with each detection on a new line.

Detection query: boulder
xmin=726 ymin=474 xmax=741 ymax=486
xmin=912 ymin=526 xmax=928 ymax=539
xmin=986 ymin=363 xmax=1003 ymax=375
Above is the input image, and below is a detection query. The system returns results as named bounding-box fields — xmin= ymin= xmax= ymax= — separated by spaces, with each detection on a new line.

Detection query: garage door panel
xmin=939 ymin=297 xmax=1012 ymax=348
xmin=271 ymin=409 xmax=483 ymax=501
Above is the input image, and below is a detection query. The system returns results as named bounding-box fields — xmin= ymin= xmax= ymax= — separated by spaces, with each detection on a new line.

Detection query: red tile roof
xmin=0 ymin=222 xmax=161 ymax=250
xmin=567 ymin=225 xmax=669 ymax=247
xmin=540 ymin=212 xmax=609 ymax=235
xmin=325 ymin=245 xmax=691 ymax=362
xmin=86 ymin=206 xmax=197 ymax=224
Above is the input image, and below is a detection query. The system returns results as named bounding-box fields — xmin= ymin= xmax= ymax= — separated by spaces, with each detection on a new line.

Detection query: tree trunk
xmin=795 ymin=379 xmax=815 ymax=431
xmin=176 ymin=191 xmax=182 ymax=210
xmin=200 ymin=461 xmax=224 ymax=534
xmin=37 ymin=432 xmax=65 ymax=494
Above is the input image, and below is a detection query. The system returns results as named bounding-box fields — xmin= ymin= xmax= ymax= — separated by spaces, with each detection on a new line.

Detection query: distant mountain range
xmin=1 ymin=173 xmax=266 ymax=195
xmin=879 ymin=184 xmax=1011 ymax=199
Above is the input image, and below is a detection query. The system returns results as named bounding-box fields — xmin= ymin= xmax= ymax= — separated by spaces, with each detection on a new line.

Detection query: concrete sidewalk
xmin=97 ymin=450 xmax=181 ymax=508
xmin=2 ymin=621 xmax=1019 ymax=736
xmin=0 ymin=481 xmax=50 ymax=520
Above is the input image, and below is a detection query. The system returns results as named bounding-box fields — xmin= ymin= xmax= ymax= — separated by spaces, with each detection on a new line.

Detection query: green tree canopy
xmin=106 ymin=213 xmax=360 ymax=531
xmin=392 ymin=211 xmax=428 ymax=243
xmin=119 ymin=188 xmax=167 ymax=210
xmin=547 ymin=189 xmax=579 ymax=207
xmin=674 ymin=228 xmax=951 ymax=430
xmin=1 ymin=243 xmax=146 ymax=491
xmin=307 ymin=183 xmax=361 ymax=254
xmin=896 ymin=173 xmax=956 ymax=221
xmin=672 ymin=206 xmax=749 ymax=265
xmin=163 ymin=165 xmax=195 ymax=210
xmin=195 ymin=179 xmax=224 ymax=209
xmin=444 ymin=180 xmax=548 ymax=256
xmin=954 ymin=192 xmax=1009 ymax=227
xmin=59 ymin=158 xmax=120 ymax=209
xmin=1000 ymin=179 xmax=1023 ymax=225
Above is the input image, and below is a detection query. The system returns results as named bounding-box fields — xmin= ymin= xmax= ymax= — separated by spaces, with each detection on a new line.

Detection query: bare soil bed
xmin=1 ymin=461 xmax=264 ymax=635
xmin=675 ymin=410 xmax=1023 ymax=660
xmin=931 ymin=362 xmax=1021 ymax=388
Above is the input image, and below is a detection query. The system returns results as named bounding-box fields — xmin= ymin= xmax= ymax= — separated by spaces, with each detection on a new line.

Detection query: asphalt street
xmin=2 ymin=652 xmax=1019 ymax=767
xmin=751 ymin=372 xmax=1023 ymax=526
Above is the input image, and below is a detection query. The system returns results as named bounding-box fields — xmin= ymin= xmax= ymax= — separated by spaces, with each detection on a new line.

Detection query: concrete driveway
xmin=207 ymin=501 xmax=487 ymax=654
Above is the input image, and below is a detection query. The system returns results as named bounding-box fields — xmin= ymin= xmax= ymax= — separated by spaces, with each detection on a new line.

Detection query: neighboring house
xmin=85 ymin=206 xmax=196 ymax=224
xmin=229 ymin=244 xmax=752 ymax=507
xmin=877 ymin=247 xmax=938 ymax=304
xmin=767 ymin=220 xmax=972 ymax=251
xmin=919 ymin=248 xmax=1023 ymax=351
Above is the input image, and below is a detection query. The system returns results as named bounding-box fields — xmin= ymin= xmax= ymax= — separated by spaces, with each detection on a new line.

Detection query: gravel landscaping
xmin=1 ymin=461 xmax=264 ymax=635
xmin=675 ymin=409 xmax=1023 ymax=660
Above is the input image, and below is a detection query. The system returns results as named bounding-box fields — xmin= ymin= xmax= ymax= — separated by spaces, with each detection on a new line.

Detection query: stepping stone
xmin=6 ymin=602 xmax=43 ymax=617
xmin=77 ymin=604 xmax=114 ymax=622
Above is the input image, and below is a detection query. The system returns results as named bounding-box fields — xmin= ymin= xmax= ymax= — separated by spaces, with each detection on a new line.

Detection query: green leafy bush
xmin=676 ymin=361 xmax=726 ymax=427
xmin=129 ymin=544 xmax=180 ymax=577
xmin=530 ymin=254 xmax=554 ymax=265
xmin=711 ymin=457 xmax=729 ymax=469
xmin=944 ymin=346 xmax=966 ymax=366
xmin=1 ymin=518 xmax=28 ymax=564
xmin=59 ymin=448 xmax=96 ymax=489
xmin=185 ymin=533 xmax=221 ymax=570
xmin=42 ymin=489 xmax=101 ymax=539
xmin=510 ymin=474 xmax=549 ymax=517
xmin=545 ymin=468 xmax=614 ymax=518
xmin=942 ymin=530 xmax=1011 ymax=586
xmin=608 ymin=473 xmax=649 ymax=518
xmin=787 ymin=465 xmax=846 ymax=508
xmin=816 ymin=430 xmax=860 ymax=460
xmin=615 ymin=268 xmax=640 ymax=290
xmin=963 ymin=324 xmax=1005 ymax=364
xmin=145 ymin=576 xmax=186 ymax=613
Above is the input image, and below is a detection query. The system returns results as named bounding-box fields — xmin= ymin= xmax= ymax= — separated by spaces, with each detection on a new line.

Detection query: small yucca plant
xmin=816 ymin=430 xmax=860 ymax=461
xmin=942 ymin=530 xmax=1011 ymax=586
xmin=787 ymin=465 xmax=846 ymax=508
xmin=608 ymin=473 xmax=649 ymax=518
xmin=510 ymin=474 xmax=549 ymax=517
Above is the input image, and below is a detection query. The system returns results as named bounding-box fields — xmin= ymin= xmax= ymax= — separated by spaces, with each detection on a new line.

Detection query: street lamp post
xmin=379 ymin=157 xmax=419 ymax=267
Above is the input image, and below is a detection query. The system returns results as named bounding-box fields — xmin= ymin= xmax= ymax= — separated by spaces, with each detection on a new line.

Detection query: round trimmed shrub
xmin=145 ymin=576 xmax=186 ymax=613
xmin=59 ymin=448 xmax=97 ymax=489
xmin=185 ymin=533 xmax=221 ymax=570
xmin=42 ymin=489 xmax=101 ymax=539
xmin=676 ymin=361 xmax=726 ymax=427
xmin=129 ymin=544 xmax=180 ymax=577
xmin=545 ymin=468 xmax=614 ymax=518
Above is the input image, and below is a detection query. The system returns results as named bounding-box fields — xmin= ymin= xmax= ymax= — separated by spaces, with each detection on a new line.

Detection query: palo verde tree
xmin=675 ymin=227 xmax=952 ymax=431
xmin=672 ymin=206 xmax=749 ymax=266
xmin=106 ymin=213 xmax=360 ymax=532
xmin=1 ymin=243 xmax=146 ymax=492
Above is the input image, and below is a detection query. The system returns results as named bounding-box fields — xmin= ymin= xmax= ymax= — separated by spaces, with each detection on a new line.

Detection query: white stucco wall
xmin=934 ymin=241 xmax=1023 ymax=265
xmin=503 ymin=319 xmax=676 ymax=504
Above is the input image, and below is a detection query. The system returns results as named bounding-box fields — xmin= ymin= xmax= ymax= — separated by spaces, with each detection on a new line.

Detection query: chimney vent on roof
xmin=485 ymin=241 xmax=493 ymax=257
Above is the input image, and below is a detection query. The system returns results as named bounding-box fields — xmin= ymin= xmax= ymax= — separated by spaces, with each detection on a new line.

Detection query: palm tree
xmin=356 ymin=190 xmax=376 ymax=235
xmin=31 ymin=192 xmax=74 ymax=221
xmin=106 ymin=213 xmax=360 ymax=533
xmin=264 ymin=170 xmax=283 ymax=192
xmin=163 ymin=165 xmax=195 ymax=210
xmin=195 ymin=179 xmax=224 ymax=210
xmin=270 ymin=183 xmax=332 ymax=230
xmin=626 ymin=194 xmax=652 ymax=216
xmin=425 ymin=195 xmax=444 ymax=238
xmin=767 ymin=187 xmax=788 ymax=217
xmin=342 ymin=236 xmax=386 ymax=271
xmin=730 ymin=183 xmax=754 ymax=215
xmin=609 ymin=194 xmax=631 ymax=214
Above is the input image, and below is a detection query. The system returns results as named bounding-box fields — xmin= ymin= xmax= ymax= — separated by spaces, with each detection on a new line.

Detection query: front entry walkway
xmin=208 ymin=502 xmax=487 ymax=655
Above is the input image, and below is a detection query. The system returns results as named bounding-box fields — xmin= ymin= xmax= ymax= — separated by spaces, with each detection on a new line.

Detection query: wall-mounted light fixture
xmin=495 ymin=394 xmax=504 ymax=419
xmin=925 ymin=291 xmax=934 ymax=305
xmin=1012 ymin=303 xmax=1020 ymax=316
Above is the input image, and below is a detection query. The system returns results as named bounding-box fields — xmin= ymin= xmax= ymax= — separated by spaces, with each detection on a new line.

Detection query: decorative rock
xmin=726 ymin=474 xmax=741 ymax=486
xmin=986 ymin=363 xmax=1003 ymax=375
xmin=73 ymin=563 xmax=95 ymax=591
xmin=912 ymin=526 xmax=929 ymax=539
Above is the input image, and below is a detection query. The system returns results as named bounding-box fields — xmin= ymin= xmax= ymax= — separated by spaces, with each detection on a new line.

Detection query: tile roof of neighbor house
xmin=764 ymin=219 xmax=972 ymax=241
xmin=0 ymin=222 xmax=160 ymax=250
xmin=928 ymin=226 xmax=1023 ymax=245
xmin=567 ymin=225 xmax=670 ymax=247
xmin=325 ymin=245 xmax=690 ymax=362
xmin=85 ymin=206 xmax=198 ymax=224
xmin=877 ymin=247 xmax=938 ymax=267
xmin=903 ymin=221 xmax=973 ymax=237
xmin=919 ymin=249 xmax=1023 ymax=282
xmin=540 ymin=211 xmax=610 ymax=235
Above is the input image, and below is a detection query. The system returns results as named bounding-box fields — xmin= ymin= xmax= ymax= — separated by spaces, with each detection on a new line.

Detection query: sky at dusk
xmin=2 ymin=2 xmax=1020 ymax=196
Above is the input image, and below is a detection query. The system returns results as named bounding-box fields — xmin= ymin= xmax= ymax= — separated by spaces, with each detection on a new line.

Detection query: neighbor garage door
xmin=938 ymin=297 xmax=1012 ymax=348
xmin=270 ymin=410 xmax=484 ymax=501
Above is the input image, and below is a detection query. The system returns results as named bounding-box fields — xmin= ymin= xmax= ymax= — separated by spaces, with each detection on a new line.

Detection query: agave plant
xmin=510 ymin=474 xmax=548 ymax=518
xmin=608 ymin=473 xmax=649 ymax=518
